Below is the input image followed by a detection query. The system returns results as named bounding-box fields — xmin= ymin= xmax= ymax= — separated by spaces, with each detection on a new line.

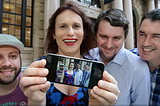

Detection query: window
xmin=77 ymin=0 xmax=101 ymax=8
xmin=0 ymin=0 xmax=33 ymax=47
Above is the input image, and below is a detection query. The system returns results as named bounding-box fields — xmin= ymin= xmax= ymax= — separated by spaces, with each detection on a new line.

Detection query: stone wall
xmin=32 ymin=0 xmax=45 ymax=61
xmin=21 ymin=0 xmax=45 ymax=67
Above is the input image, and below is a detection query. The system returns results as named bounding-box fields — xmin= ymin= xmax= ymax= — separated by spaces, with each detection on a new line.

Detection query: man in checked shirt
xmin=130 ymin=9 xmax=160 ymax=106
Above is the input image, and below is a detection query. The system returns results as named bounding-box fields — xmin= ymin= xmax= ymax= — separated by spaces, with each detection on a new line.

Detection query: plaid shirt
xmin=130 ymin=48 xmax=160 ymax=106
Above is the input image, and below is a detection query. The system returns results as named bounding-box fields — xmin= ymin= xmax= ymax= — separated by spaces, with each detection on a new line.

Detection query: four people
xmin=84 ymin=8 xmax=150 ymax=105
xmin=0 ymin=34 xmax=27 ymax=105
xmin=19 ymin=2 xmax=120 ymax=106
xmin=130 ymin=9 xmax=160 ymax=106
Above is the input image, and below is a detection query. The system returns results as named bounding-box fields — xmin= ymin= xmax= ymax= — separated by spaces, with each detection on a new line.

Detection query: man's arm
xmin=131 ymin=64 xmax=150 ymax=105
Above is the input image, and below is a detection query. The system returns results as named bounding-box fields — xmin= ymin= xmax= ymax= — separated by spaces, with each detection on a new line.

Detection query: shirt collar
xmin=96 ymin=47 xmax=125 ymax=66
xmin=151 ymin=66 xmax=160 ymax=74
xmin=109 ymin=46 xmax=125 ymax=65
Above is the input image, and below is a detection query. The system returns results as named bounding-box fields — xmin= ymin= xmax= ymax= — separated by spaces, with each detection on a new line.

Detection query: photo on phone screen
xmin=45 ymin=53 xmax=105 ymax=89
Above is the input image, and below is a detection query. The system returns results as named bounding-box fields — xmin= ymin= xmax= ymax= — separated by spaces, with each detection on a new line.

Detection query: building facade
xmin=0 ymin=0 xmax=160 ymax=67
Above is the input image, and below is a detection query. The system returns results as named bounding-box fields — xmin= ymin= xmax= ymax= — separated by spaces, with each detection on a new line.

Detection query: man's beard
xmin=0 ymin=67 xmax=20 ymax=85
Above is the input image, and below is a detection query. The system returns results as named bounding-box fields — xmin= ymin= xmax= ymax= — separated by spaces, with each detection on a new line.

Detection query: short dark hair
xmin=94 ymin=8 xmax=129 ymax=38
xmin=140 ymin=9 xmax=160 ymax=27
xmin=44 ymin=2 xmax=93 ymax=55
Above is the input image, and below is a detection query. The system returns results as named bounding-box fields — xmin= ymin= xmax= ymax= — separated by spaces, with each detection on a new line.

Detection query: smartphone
xmin=45 ymin=53 xmax=104 ymax=89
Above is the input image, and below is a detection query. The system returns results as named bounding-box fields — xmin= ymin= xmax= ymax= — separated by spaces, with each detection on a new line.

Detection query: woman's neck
xmin=68 ymin=69 xmax=73 ymax=71
xmin=57 ymin=51 xmax=82 ymax=58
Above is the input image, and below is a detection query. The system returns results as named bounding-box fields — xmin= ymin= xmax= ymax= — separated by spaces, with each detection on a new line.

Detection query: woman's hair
xmin=44 ymin=2 xmax=93 ymax=55
xmin=68 ymin=62 xmax=74 ymax=69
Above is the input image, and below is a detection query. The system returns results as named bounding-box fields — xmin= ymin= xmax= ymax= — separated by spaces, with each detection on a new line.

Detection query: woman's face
xmin=69 ymin=63 xmax=74 ymax=70
xmin=54 ymin=9 xmax=84 ymax=57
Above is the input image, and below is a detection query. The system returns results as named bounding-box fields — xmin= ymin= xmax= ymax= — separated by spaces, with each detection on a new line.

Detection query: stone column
xmin=158 ymin=1 xmax=160 ymax=8
xmin=65 ymin=59 xmax=70 ymax=68
xmin=123 ymin=0 xmax=134 ymax=49
xmin=155 ymin=0 xmax=158 ymax=8
xmin=155 ymin=0 xmax=160 ymax=8
xmin=32 ymin=0 xmax=45 ymax=61
xmin=146 ymin=0 xmax=155 ymax=12
xmin=44 ymin=0 xmax=60 ymax=42
xmin=111 ymin=0 xmax=124 ymax=47
xmin=111 ymin=0 xmax=123 ymax=10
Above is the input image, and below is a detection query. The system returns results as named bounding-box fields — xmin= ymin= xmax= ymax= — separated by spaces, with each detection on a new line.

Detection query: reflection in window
xmin=77 ymin=0 xmax=101 ymax=8
xmin=25 ymin=27 xmax=31 ymax=46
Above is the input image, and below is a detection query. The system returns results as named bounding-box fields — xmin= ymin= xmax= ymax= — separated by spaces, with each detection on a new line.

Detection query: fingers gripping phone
xmin=45 ymin=53 xmax=104 ymax=89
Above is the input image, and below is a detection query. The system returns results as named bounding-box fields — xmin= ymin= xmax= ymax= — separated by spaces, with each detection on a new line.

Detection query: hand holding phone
xmin=45 ymin=53 xmax=105 ymax=89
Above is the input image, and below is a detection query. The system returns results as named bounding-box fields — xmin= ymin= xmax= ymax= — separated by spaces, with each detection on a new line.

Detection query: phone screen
xmin=45 ymin=53 xmax=104 ymax=89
